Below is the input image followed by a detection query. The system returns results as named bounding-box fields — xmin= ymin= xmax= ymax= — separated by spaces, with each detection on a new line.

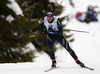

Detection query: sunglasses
xmin=47 ymin=15 xmax=53 ymax=18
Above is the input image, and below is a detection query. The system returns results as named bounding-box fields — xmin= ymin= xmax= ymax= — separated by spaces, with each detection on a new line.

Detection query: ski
xmin=44 ymin=66 xmax=60 ymax=72
xmin=83 ymin=66 xmax=94 ymax=71
xmin=44 ymin=66 xmax=94 ymax=72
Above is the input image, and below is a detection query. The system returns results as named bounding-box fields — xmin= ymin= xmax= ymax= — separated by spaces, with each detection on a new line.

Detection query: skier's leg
xmin=47 ymin=35 xmax=55 ymax=60
xmin=56 ymin=35 xmax=78 ymax=60
xmin=56 ymin=35 xmax=85 ymax=67
xmin=47 ymin=35 xmax=56 ymax=67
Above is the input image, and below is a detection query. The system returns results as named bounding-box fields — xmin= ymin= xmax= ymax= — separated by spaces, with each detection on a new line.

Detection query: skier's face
xmin=47 ymin=15 xmax=54 ymax=22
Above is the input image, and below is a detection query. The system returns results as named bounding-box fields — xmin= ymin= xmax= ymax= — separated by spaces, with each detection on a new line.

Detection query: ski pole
xmin=48 ymin=29 xmax=90 ymax=35
xmin=54 ymin=0 xmax=63 ymax=14
xmin=63 ymin=29 xmax=90 ymax=33
xmin=48 ymin=3 xmax=54 ymax=12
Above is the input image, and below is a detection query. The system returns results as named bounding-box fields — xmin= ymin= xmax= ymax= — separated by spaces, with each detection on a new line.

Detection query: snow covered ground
xmin=0 ymin=62 xmax=99 ymax=74
xmin=0 ymin=0 xmax=100 ymax=74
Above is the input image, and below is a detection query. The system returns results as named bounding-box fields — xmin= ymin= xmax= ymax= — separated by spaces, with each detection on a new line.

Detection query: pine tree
xmin=0 ymin=0 xmax=35 ymax=63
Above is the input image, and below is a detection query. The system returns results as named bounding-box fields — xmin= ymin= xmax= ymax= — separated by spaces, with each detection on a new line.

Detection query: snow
xmin=0 ymin=62 xmax=99 ymax=74
xmin=1 ymin=0 xmax=100 ymax=74
xmin=5 ymin=0 xmax=23 ymax=22
xmin=6 ymin=15 xmax=14 ymax=23
xmin=7 ymin=0 xmax=23 ymax=16
xmin=1 ymin=15 xmax=6 ymax=19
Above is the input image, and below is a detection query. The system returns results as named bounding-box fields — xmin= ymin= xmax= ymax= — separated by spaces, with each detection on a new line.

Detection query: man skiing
xmin=39 ymin=11 xmax=85 ymax=68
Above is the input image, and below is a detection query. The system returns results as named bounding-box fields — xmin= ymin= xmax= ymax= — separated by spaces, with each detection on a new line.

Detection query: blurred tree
xmin=0 ymin=0 xmax=16 ymax=17
xmin=0 ymin=0 xmax=35 ymax=63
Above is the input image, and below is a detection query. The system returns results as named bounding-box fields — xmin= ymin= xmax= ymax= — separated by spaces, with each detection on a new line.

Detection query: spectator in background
xmin=76 ymin=12 xmax=82 ymax=22
xmin=84 ymin=5 xmax=98 ymax=23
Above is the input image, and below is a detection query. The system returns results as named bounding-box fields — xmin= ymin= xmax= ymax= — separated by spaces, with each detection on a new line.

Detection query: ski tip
xmin=44 ymin=70 xmax=47 ymax=72
xmin=91 ymin=68 xmax=94 ymax=71
xmin=84 ymin=66 xmax=94 ymax=71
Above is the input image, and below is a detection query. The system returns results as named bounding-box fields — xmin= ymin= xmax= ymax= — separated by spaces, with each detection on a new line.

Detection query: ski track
xmin=0 ymin=63 xmax=100 ymax=74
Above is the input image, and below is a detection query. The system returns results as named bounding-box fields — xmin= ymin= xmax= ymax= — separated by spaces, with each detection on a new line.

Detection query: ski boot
xmin=76 ymin=59 xmax=85 ymax=67
xmin=51 ymin=60 xmax=56 ymax=68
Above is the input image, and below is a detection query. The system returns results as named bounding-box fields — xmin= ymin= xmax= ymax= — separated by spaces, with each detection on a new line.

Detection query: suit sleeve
xmin=39 ymin=18 xmax=45 ymax=32
xmin=57 ymin=18 xmax=63 ymax=34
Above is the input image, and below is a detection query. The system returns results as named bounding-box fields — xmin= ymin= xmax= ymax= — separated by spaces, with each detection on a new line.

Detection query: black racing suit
xmin=39 ymin=17 xmax=78 ymax=61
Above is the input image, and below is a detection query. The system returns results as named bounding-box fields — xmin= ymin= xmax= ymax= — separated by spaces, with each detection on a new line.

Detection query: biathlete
xmin=39 ymin=11 xmax=85 ymax=68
